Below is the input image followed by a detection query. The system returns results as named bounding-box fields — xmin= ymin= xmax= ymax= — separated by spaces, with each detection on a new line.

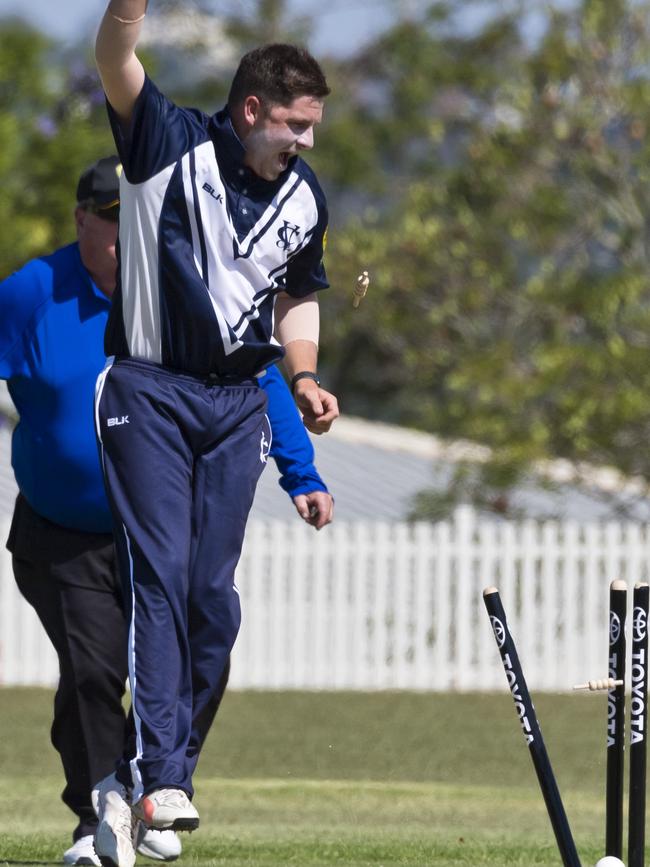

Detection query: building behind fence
xmin=1 ymin=508 xmax=649 ymax=691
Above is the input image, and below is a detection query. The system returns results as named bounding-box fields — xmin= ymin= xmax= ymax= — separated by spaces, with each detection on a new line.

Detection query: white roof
xmin=253 ymin=415 xmax=650 ymax=522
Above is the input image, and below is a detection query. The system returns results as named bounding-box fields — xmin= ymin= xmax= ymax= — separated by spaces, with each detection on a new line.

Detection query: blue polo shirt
xmin=0 ymin=242 xmax=327 ymax=533
xmin=0 ymin=243 xmax=112 ymax=531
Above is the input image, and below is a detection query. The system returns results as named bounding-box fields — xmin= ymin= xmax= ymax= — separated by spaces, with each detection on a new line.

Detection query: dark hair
xmin=228 ymin=43 xmax=330 ymax=108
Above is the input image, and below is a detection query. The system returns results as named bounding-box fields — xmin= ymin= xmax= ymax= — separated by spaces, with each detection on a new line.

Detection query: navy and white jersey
xmin=106 ymin=75 xmax=329 ymax=377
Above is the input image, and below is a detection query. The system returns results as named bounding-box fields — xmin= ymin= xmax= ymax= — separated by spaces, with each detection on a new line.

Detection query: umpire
xmin=2 ymin=158 xmax=131 ymax=863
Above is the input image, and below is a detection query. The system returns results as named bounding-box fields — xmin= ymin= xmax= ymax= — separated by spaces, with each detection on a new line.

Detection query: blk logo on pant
xmin=107 ymin=415 xmax=130 ymax=427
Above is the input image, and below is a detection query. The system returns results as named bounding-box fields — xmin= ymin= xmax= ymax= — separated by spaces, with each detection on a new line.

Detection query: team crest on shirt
xmin=276 ymin=220 xmax=301 ymax=252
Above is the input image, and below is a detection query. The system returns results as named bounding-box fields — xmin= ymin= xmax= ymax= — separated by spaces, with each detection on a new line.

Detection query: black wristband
xmin=291 ymin=371 xmax=320 ymax=394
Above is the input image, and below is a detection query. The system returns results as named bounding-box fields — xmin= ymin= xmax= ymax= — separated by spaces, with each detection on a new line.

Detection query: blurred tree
xmin=5 ymin=1 xmax=650 ymax=518
xmin=139 ymin=0 xmax=312 ymax=106
xmin=0 ymin=23 xmax=113 ymax=275
xmin=317 ymin=0 xmax=650 ymax=516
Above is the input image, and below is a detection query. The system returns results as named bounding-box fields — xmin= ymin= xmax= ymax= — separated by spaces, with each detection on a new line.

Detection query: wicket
xmin=485 ymin=580 xmax=650 ymax=867
xmin=603 ymin=580 xmax=650 ymax=867
xmin=606 ymin=579 xmax=627 ymax=859
xmin=628 ymin=582 xmax=649 ymax=867
xmin=483 ymin=587 xmax=582 ymax=867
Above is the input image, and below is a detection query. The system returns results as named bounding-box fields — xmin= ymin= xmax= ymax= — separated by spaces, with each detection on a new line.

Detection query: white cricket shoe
xmin=91 ymin=773 xmax=129 ymax=817
xmin=135 ymin=825 xmax=182 ymax=861
xmin=63 ymin=835 xmax=101 ymax=866
xmin=93 ymin=776 xmax=136 ymax=867
xmin=131 ymin=789 xmax=199 ymax=832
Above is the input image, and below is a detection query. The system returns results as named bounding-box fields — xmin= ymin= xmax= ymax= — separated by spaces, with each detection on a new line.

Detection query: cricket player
xmin=92 ymin=4 xmax=339 ymax=866
xmin=0 ymin=154 xmax=334 ymax=866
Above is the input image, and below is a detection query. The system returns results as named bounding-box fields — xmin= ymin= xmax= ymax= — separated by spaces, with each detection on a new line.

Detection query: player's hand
xmin=293 ymin=381 xmax=339 ymax=434
xmin=293 ymin=491 xmax=334 ymax=529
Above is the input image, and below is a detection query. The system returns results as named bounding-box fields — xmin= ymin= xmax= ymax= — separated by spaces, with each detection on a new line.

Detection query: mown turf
xmin=0 ymin=688 xmax=637 ymax=865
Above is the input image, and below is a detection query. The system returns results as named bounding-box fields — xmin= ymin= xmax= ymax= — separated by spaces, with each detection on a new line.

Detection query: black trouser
xmin=7 ymin=495 xmax=229 ymax=841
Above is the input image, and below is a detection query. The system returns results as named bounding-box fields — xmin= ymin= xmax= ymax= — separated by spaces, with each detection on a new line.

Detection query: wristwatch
xmin=290 ymin=371 xmax=320 ymax=394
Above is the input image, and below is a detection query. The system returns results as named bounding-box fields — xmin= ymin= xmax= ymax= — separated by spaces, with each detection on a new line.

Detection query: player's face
xmin=243 ymin=95 xmax=323 ymax=181
xmin=75 ymin=207 xmax=119 ymax=297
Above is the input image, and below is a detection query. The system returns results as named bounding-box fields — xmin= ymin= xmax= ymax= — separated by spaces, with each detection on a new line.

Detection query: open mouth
xmin=279 ymin=152 xmax=291 ymax=169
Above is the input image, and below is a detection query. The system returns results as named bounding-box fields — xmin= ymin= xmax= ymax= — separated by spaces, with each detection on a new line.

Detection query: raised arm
xmin=95 ymin=1 xmax=147 ymax=123
xmin=274 ymin=291 xmax=339 ymax=435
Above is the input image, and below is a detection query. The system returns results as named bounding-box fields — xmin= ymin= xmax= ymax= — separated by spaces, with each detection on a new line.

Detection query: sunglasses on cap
xmin=82 ymin=199 xmax=120 ymax=223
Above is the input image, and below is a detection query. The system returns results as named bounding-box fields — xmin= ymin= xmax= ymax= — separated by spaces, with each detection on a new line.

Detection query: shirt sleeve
xmin=106 ymin=75 xmax=210 ymax=184
xmin=260 ymin=364 xmax=329 ymax=497
xmin=0 ymin=261 xmax=45 ymax=380
xmin=283 ymin=177 xmax=329 ymax=299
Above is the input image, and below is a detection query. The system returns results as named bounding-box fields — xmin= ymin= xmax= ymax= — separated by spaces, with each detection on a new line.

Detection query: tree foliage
xmin=316 ymin=0 xmax=650 ymax=514
xmin=0 ymin=24 xmax=113 ymax=275
xmin=4 ymin=1 xmax=650 ymax=515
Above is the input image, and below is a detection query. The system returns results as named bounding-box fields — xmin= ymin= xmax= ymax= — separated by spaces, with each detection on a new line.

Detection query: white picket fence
xmin=1 ymin=508 xmax=649 ymax=691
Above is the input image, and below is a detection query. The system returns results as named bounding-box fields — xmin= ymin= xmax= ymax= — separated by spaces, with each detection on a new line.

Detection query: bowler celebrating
xmin=92 ymin=4 xmax=339 ymax=866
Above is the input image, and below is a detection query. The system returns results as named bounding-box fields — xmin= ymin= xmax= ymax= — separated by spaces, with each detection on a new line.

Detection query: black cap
xmin=76 ymin=156 xmax=121 ymax=216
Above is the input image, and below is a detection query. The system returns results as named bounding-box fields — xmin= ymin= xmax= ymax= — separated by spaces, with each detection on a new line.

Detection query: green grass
xmin=0 ymin=688 xmax=634 ymax=865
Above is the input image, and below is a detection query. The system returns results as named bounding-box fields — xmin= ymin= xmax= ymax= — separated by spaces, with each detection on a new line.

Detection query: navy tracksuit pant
xmin=95 ymin=357 xmax=269 ymax=801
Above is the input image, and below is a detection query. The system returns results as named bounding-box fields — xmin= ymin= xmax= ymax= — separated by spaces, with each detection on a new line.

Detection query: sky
xmin=0 ymin=0 xmax=399 ymax=57
xmin=0 ymin=1 xmax=581 ymax=58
